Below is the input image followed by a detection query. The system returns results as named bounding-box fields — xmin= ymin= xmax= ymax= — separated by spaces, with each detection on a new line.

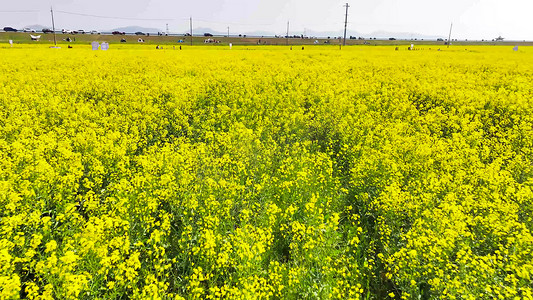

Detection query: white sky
xmin=1 ymin=0 xmax=532 ymax=40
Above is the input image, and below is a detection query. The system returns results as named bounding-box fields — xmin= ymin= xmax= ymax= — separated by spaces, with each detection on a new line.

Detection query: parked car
xmin=3 ymin=27 xmax=17 ymax=32
xmin=23 ymin=28 xmax=36 ymax=32
xmin=42 ymin=28 xmax=54 ymax=33
xmin=437 ymin=38 xmax=444 ymax=42
xmin=135 ymin=31 xmax=145 ymax=35
xmin=77 ymin=30 xmax=85 ymax=34
xmin=389 ymin=37 xmax=396 ymax=41
xmin=90 ymin=30 xmax=100 ymax=34
xmin=112 ymin=31 xmax=125 ymax=35
xmin=204 ymin=33 xmax=213 ymax=37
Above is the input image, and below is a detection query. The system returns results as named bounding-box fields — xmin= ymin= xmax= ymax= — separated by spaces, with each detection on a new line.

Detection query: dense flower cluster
xmin=1 ymin=45 xmax=532 ymax=299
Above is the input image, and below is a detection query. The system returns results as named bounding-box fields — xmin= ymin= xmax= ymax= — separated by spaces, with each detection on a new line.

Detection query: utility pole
xmin=190 ymin=17 xmax=193 ymax=46
xmin=166 ymin=23 xmax=169 ymax=35
xmin=343 ymin=3 xmax=350 ymax=46
xmin=286 ymin=21 xmax=289 ymax=45
xmin=50 ymin=6 xmax=57 ymax=46
xmin=447 ymin=22 xmax=453 ymax=48
xmin=227 ymin=26 xmax=230 ymax=37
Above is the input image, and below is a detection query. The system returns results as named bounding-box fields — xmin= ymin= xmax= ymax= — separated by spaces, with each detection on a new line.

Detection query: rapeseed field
xmin=1 ymin=44 xmax=532 ymax=299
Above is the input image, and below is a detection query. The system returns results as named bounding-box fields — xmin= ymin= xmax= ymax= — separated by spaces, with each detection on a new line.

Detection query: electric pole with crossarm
xmin=50 ymin=6 xmax=57 ymax=46
xmin=190 ymin=17 xmax=193 ymax=45
xmin=343 ymin=3 xmax=349 ymax=46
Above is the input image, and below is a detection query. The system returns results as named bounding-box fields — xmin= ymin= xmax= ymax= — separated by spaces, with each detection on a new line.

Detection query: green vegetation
xmin=1 ymin=45 xmax=532 ymax=299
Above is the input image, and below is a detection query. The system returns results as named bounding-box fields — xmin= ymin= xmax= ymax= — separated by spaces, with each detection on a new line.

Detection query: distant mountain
xmin=367 ymin=30 xmax=443 ymax=40
xmin=107 ymin=24 xmax=445 ymax=40
xmin=194 ymin=28 xmax=326 ymax=38
xmin=303 ymin=29 xmax=360 ymax=39
xmin=303 ymin=29 xmax=444 ymax=40
xmin=189 ymin=27 xmax=272 ymax=37
xmin=111 ymin=26 xmax=162 ymax=34
xmin=191 ymin=27 xmax=226 ymax=36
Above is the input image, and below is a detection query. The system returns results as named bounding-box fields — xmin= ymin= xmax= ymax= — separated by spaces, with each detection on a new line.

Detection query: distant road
xmin=1 ymin=32 xmax=532 ymax=46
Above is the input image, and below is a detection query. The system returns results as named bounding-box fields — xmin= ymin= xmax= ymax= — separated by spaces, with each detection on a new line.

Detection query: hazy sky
xmin=1 ymin=0 xmax=532 ymax=40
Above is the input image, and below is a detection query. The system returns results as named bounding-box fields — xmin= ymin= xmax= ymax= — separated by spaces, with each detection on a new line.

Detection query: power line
xmin=55 ymin=10 xmax=175 ymax=21
xmin=0 ymin=9 xmax=340 ymax=31
xmin=0 ymin=8 xmax=441 ymax=39
xmin=52 ymin=10 xmax=273 ymax=27
xmin=194 ymin=18 xmax=274 ymax=27
xmin=0 ymin=10 xmax=40 ymax=13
